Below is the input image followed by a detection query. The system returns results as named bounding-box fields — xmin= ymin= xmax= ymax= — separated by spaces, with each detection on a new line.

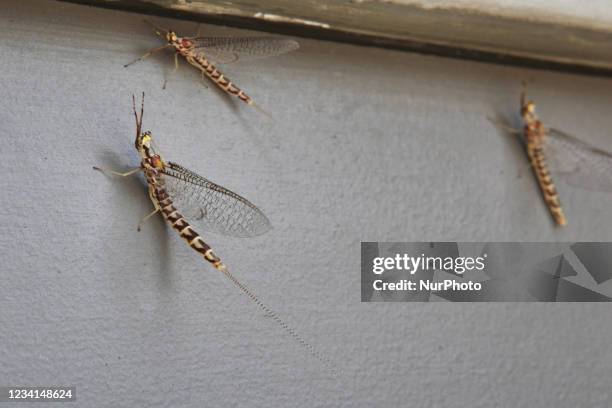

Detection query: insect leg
xmin=487 ymin=117 xmax=521 ymax=135
xmin=162 ymin=53 xmax=181 ymax=90
xmin=124 ymin=44 xmax=172 ymax=68
xmin=93 ymin=167 xmax=142 ymax=177
xmin=137 ymin=208 xmax=160 ymax=231
xmin=173 ymin=53 xmax=179 ymax=72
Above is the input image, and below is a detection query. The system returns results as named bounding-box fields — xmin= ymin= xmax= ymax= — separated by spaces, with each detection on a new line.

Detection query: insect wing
xmin=544 ymin=128 xmax=612 ymax=193
xmin=161 ymin=162 xmax=272 ymax=237
xmin=190 ymin=37 xmax=299 ymax=64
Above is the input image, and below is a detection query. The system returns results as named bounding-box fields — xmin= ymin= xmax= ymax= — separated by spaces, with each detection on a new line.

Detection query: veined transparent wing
xmin=191 ymin=37 xmax=299 ymax=64
xmin=161 ymin=162 xmax=272 ymax=238
xmin=544 ymin=128 xmax=612 ymax=193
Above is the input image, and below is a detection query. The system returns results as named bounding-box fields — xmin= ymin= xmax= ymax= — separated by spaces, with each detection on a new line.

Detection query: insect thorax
xmin=524 ymin=119 xmax=546 ymax=146
xmin=137 ymin=132 xmax=165 ymax=170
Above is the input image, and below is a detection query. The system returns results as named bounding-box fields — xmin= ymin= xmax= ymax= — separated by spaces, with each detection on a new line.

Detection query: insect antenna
xmin=143 ymin=19 xmax=170 ymax=38
xmin=132 ymin=92 xmax=145 ymax=143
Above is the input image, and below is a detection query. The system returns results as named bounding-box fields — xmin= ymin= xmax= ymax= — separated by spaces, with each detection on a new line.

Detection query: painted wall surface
xmin=1 ymin=1 xmax=611 ymax=407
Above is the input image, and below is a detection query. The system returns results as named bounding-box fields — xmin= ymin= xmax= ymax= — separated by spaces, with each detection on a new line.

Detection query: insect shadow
xmin=94 ymin=148 xmax=172 ymax=289
xmin=488 ymin=113 xmax=532 ymax=179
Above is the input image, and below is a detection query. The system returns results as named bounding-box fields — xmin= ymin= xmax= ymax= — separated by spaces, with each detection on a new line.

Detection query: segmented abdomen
xmin=527 ymin=144 xmax=567 ymax=226
xmin=186 ymin=54 xmax=253 ymax=105
xmin=154 ymin=185 xmax=227 ymax=271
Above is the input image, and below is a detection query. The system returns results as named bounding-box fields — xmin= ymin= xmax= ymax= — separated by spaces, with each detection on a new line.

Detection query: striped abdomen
xmin=527 ymin=144 xmax=567 ymax=226
xmin=154 ymin=185 xmax=227 ymax=271
xmin=185 ymin=54 xmax=253 ymax=105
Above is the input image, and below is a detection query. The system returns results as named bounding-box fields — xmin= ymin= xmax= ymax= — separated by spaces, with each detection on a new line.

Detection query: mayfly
xmin=491 ymin=89 xmax=612 ymax=226
xmin=94 ymin=94 xmax=334 ymax=372
xmin=125 ymin=21 xmax=299 ymax=112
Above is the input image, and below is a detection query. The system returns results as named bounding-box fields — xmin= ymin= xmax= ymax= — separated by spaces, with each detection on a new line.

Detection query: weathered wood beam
xmin=56 ymin=0 xmax=612 ymax=77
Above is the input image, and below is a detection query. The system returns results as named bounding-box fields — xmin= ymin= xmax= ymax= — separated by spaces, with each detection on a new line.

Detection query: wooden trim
xmin=57 ymin=0 xmax=612 ymax=77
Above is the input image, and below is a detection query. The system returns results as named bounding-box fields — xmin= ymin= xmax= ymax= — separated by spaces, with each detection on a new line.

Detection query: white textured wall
xmin=1 ymin=1 xmax=612 ymax=407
